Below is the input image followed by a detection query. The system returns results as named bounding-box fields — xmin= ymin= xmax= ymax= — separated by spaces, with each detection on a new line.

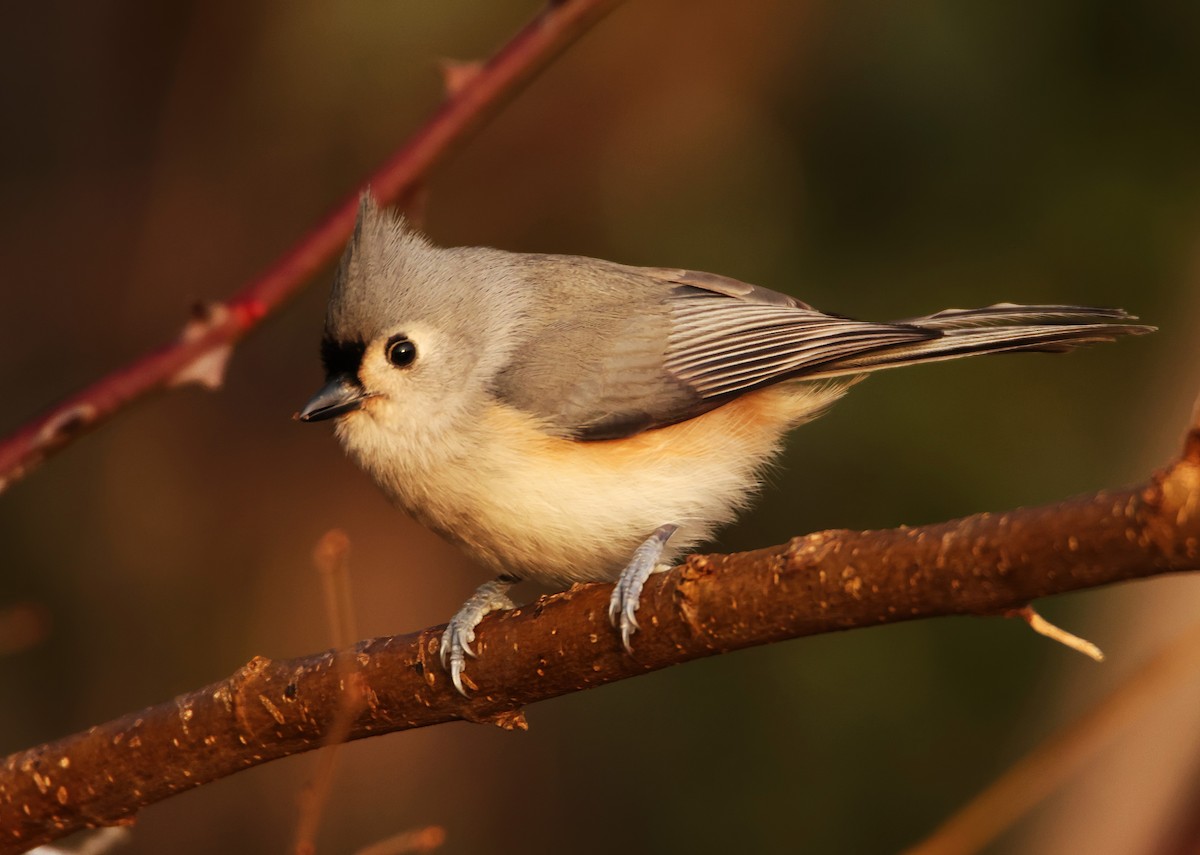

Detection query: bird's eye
xmin=385 ymin=334 xmax=417 ymax=369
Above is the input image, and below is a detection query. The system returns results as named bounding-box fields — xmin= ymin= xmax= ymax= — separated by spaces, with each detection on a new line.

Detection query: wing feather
xmin=493 ymin=259 xmax=1150 ymax=441
xmin=664 ymin=292 xmax=936 ymax=398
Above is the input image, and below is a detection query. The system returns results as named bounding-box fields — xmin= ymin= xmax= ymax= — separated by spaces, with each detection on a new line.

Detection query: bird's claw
xmin=608 ymin=524 xmax=678 ymax=653
xmin=439 ymin=578 xmax=515 ymax=696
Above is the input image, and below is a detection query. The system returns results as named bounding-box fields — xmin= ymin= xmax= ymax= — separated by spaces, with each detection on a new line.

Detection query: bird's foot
xmin=440 ymin=578 xmax=516 ymax=696
xmin=608 ymin=524 xmax=678 ymax=653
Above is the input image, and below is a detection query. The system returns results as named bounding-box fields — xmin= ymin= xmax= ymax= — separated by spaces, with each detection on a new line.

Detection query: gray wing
xmin=493 ymin=259 xmax=1151 ymax=441
xmin=489 ymin=257 xmax=700 ymax=439
xmin=492 ymin=260 xmax=932 ymax=439
xmin=663 ymin=281 xmax=935 ymax=400
xmin=662 ymin=285 xmax=1148 ymax=409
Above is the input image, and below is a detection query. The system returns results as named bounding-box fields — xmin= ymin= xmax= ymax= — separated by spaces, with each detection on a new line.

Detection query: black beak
xmin=296 ymin=375 xmax=367 ymax=422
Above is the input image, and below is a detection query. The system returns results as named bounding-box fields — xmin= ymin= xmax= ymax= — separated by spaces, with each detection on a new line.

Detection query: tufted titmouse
xmin=299 ymin=195 xmax=1152 ymax=694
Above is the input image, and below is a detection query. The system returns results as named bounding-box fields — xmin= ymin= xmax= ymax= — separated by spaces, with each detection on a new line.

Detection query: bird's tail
xmin=803 ymin=304 xmax=1154 ymax=378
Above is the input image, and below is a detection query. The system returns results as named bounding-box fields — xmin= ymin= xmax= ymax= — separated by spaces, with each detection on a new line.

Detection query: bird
xmin=298 ymin=194 xmax=1153 ymax=695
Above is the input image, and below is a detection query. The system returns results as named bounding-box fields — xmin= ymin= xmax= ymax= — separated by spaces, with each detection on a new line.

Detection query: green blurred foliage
xmin=1 ymin=1 xmax=1198 ymax=853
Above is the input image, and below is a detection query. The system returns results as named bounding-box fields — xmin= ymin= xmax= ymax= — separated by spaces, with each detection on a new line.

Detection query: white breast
xmin=340 ymin=381 xmax=851 ymax=586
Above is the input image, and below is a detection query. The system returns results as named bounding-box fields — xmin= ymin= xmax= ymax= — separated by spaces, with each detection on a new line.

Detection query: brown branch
xmin=0 ymin=0 xmax=624 ymax=495
xmin=2 ymin=421 xmax=1197 ymax=852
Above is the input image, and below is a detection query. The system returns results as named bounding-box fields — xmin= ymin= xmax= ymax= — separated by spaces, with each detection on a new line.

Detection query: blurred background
xmin=1 ymin=1 xmax=1199 ymax=852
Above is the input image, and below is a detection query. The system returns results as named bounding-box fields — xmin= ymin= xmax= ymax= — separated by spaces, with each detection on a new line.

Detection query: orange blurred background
xmin=1 ymin=1 xmax=1199 ymax=852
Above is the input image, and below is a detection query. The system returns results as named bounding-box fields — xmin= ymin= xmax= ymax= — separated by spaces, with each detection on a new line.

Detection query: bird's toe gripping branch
xmin=609 ymin=524 xmax=679 ymax=653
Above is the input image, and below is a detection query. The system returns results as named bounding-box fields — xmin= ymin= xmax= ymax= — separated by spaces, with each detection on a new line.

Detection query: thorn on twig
xmin=171 ymin=302 xmax=234 ymax=391
xmin=439 ymin=58 xmax=483 ymax=96
xmin=1008 ymin=605 xmax=1105 ymax=662
xmin=36 ymin=405 xmax=97 ymax=448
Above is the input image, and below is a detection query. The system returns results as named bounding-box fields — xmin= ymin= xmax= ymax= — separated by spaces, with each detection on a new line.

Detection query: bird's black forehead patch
xmin=321 ymin=336 xmax=366 ymax=380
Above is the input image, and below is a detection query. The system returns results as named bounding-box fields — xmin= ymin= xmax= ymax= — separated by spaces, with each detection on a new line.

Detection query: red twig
xmin=0 ymin=0 xmax=624 ymax=494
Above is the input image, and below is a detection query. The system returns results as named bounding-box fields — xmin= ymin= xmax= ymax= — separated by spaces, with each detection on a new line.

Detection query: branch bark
xmin=0 ymin=0 xmax=624 ymax=495
xmin=2 ymin=421 xmax=1197 ymax=852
